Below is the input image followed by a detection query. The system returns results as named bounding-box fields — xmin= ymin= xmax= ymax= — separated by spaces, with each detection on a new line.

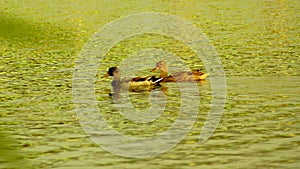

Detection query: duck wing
xmin=171 ymin=72 xmax=195 ymax=81
xmin=170 ymin=70 xmax=208 ymax=81
xmin=131 ymin=77 xmax=150 ymax=82
xmin=147 ymin=76 xmax=164 ymax=84
xmin=191 ymin=70 xmax=206 ymax=76
xmin=128 ymin=76 xmax=163 ymax=86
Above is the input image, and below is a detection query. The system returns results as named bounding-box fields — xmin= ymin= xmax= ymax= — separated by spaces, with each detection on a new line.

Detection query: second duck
xmin=150 ymin=61 xmax=208 ymax=82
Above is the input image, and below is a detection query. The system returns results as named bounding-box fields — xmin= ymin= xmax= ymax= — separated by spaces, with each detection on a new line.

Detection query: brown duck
xmin=150 ymin=61 xmax=208 ymax=82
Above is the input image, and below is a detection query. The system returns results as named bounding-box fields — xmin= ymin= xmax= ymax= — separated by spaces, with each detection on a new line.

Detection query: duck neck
xmin=159 ymin=64 xmax=168 ymax=78
xmin=112 ymin=71 xmax=121 ymax=81
xmin=113 ymin=76 xmax=120 ymax=82
xmin=112 ymin=71 xmax=121 ymax=87
xmin=160 ymin=70 xmax=169 ymax=78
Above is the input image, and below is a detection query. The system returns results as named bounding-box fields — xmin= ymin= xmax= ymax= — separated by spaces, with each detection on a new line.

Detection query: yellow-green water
xmin=1 ymin=0 xmax=299 ymax=168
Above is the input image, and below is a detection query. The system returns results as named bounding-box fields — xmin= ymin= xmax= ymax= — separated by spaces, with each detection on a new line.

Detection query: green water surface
xmin=1 ymin=0 xmax=299 ymax=168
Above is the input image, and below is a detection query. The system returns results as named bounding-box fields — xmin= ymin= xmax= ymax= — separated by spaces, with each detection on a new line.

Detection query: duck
xmin=150 ymin=61 xmax=209 ymax=82
xmin=102 ymin=67 xmax=163 ymax=87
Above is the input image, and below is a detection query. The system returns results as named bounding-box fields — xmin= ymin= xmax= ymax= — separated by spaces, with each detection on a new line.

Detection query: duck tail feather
xmin=200 ymin=73 xmax=209 ymax=79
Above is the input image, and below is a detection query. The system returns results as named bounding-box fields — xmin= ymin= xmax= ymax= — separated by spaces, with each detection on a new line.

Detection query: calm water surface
xmin=1 ymin=0 xmax=299 ymax=168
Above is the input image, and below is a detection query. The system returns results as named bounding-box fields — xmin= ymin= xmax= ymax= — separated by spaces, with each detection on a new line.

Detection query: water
xmin=1 ymin=0 xmax=299 ymax=168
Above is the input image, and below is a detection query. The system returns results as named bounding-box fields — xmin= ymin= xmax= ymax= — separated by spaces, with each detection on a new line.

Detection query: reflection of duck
xmin=102 ymin=67 xmax=163 ymax=87
xmin=150 ymin=61 xmax=208 ymax=82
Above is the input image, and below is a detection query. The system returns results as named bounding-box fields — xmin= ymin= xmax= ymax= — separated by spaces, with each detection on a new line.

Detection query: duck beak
xmin=150 ymin=67 xmax=159 ymax=72
xmin=101 ymin=73 xmax=109 ymax=78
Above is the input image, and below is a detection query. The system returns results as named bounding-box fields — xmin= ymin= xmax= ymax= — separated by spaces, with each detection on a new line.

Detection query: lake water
xmin=1 ymin=0 xmax=299 ymax=168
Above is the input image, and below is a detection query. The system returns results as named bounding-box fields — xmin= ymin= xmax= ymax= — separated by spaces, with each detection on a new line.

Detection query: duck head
xmin=150 ymin=61 xmax=168 ymax=78
xmin=102 ymin=67 xmax=121 ymax=79
xmin=151 ymin=61 xmax=168 ymax=72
